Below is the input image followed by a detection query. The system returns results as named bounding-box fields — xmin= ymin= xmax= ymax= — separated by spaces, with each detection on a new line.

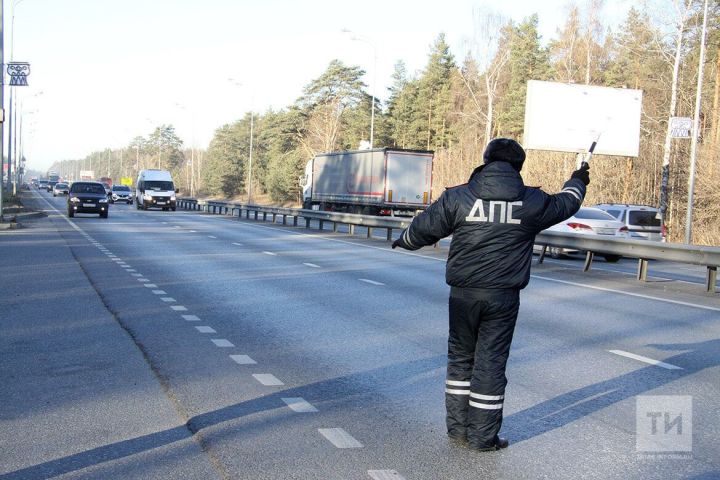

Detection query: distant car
xmin=67 ymin=181 xmax=109 ymax=218
xmin=53 ymin=182 xmax=69 ymax=196
xmin=38 ymin=179 xmax=49 ymax=190
xmin=109 ymin=184 xmax=133 ymax=204
xmin=46 ymin=181 xmax=58 ymax=192
xmin=541 ymin=207 xmax=628 ymax=262
xmin=595 ymin=204 xmax=663 ymax=241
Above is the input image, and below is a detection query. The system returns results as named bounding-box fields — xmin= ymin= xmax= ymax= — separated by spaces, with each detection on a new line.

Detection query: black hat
xmin=483 ymin=138 xmax=526 ymax=172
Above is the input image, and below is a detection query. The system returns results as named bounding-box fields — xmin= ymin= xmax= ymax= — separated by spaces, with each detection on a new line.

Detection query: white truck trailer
xmin=300 ymin=148 xmax=434 ymax=216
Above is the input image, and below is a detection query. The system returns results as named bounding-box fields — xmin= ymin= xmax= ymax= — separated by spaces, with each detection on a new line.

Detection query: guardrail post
xmin=707 ymin=266 xmax=717 ymax=293
xmin=349 ymin=225 xmax=355 ymax=235
xmin=254 ymin=211 xmax=258 ymax=220
xmin=386 ymin=228 xmax=392 ymax=241
xmin=282 ymin=214 xmax=287 ymax=225
xmin=293 ymin=216 xmax=298 ymax=227
xmin=305 ymin=217 xmax=310 ymax=228
xmin=333 ymin=222 xmax=338 ymax=233
xmin=319 ymin=220 xmax=324 ymax=230
xmin=637 ymin=259 xmax=649 ymax=282
xmin=367 ymin=227 xmax=373 ymax=239
xmin=537 ymin=245 xmax=547 ymax=264
xmin=262 ymin=212 xmax=267 ymax=222
xmin=582 ymin=251 xmax=594 ymax=272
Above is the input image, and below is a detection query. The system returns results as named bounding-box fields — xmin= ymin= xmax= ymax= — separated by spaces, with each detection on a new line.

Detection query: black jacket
xmin=399 ymin=161 xmax=586 ymax=289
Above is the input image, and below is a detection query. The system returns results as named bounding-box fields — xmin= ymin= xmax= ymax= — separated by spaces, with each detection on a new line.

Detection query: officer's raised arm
xmin=533 ymin=163 xmax=590 ymax=232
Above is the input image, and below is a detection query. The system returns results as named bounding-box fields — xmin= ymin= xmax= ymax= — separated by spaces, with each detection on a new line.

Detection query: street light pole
xmin=0 ymin=0 xmax=5 ymax=222
xmin=343 ymin=29 xmax=377 ymax=148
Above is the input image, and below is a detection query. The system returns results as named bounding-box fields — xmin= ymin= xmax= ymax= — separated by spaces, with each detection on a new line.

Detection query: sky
xmin=8 ymin=0 xmax=637 ymax=172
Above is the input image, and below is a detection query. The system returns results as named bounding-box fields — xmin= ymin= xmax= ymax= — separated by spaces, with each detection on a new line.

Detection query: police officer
xmin=392 ymin=138 xmax=589 ymax=451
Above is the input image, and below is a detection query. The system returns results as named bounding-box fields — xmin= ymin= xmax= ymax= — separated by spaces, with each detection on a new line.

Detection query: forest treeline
xmin=51 ymin=3 xmax=720 ymax=244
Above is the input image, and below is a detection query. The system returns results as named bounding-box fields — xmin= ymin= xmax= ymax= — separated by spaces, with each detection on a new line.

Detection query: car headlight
xmin=171 ymin=195 xmax=176 ymax=201
xmin=70 ymin=197 xmax=80 ymax=203
xmin=143 ymin=194 xmax=153 ymax=201
xmin=99 ymin=198 xmax=108 ymax=203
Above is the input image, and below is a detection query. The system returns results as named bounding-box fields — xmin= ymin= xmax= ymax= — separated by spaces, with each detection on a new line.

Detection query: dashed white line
xmin=189 ymin=230 xmax=197 ymax=233
xmin=608 ymin=350 xmax=683 ymax=370
xmin=131 ymin=273 xmax=143 ymax=277
xmin=152 ymin=290 xmax=167 ymax=295
xmin=318 ymin=428 xmax=363 ymax=448
xmin=161 ymin=297 xmax=176 ymax=303
xmin=182 ymin=315 xmax=200 ymax=321
xmin=252 ymin=373 xmax=284 ymax=386
xmin=232 ymin=242 xmax=244 ymax=246
xmin=208 ymin=235 xmax=217 ymax=239
xmin=263 ymin=251 xmax=277 ymax=256
xmin=170 ymin=305 xmax=188 ymax=311
xmin=282 ymin=397 xmax=318 ymax=413
xmin=229 ymin=354 xmax=257 ymax=365
xmin=144 ymin=284 xmax=158 ymax=288
xmin=211 ymin=339 xmax=234 ymax=347
xmin=368 ymin=471 xmax=406 ymax=480
xmin=195 ymin=326 xmax=216 ymax=333
xmin=125 ymin=269 xmax=136 ymax=272
xmin=137 ymin=278 xmax=150 ymax=283
xmin=303 ymin=263 xmax=321 ymax=268
xmin=359 ymin=278 xmax=385 ymax=286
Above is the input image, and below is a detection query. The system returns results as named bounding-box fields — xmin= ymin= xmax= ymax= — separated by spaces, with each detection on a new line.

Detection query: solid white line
xmin=232 ymin=242 xmax=243 ymax=246
xmin=252 ymin=373 xmax=284 ymax=386
xmin=170 ymin=305 xmax=188 ymax=311
xmin=263 ymin=251 xmax=277 ymax=256
xmin=211 ymin=339 xmax=234 ymax=347
xmin=144 ymin=284 xmax=158 ymax=288
xmin=532 ymin=275 xmax=720 ymax=312
xmin=359 ymin=278 xmax=385 ymax=286
xmin=182 ymin=314 xmax=200 ymax=321
xmin=303 ymin=263 xmax=321 ymax=268
xmin=152 ymin=290 xmax=167 ymax=295
xmin=318 ymin=428 xmax=363 ymax=448
xmin=368 ymin=470 xmax=406 ymax=480
xmin=282 ymin=397 xmax=318 ymax=413
xmin=161 ymin=297 xmax=176 ymax=303
xmin=608 ymin=350 xmax=683 ymax=370
xmin=195 ymin=326 xmax=216 ymax=333
xmin=229 ymin=354 xmax=257 ymax=365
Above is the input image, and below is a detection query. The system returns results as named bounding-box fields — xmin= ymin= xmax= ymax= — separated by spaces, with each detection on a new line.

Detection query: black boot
xmin=472 ymin=435 xmax=509 ymax=452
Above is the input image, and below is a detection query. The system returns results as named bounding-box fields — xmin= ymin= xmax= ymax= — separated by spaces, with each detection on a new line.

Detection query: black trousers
xmin=445 ymin=287 xmax=520 ymax=448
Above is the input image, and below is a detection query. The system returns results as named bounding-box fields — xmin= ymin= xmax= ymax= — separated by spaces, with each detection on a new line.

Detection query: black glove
xmin=571 ymin=163 xmax=590 ymax=186
xmin=392 ymin=232 xmax=410 ymax=250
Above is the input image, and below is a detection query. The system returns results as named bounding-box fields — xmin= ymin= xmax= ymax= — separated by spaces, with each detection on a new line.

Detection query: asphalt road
xmin=1 ymin=188 xmax=719 ymax=480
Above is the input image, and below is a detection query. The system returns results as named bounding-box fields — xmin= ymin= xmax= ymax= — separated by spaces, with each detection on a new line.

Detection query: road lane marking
xmin=182 ymin=315 xmax=200 ymax=321
xmin=195 ymin=326 xmax=216 ymax=333
xmin=171 ymin=305 xmax=188 ymax=311
xmin=608 ymin=350 xmax=683 ymax=370
xmin=211 ymin=339 xmax=234 ymax=347
xmin=263 ymin=251 xmax=277 ymax=256
xmin=532 ymin=275 xmax=720 ymax=312
xmin=152 ymin=290 xmax=167 ymax=295
xmin=318 ymin=428 xmax=363 ymax=448
xmin=359 ymin=278 xmax=385 ymax=286
xmin=125 ymin=268 xmax=136 ymax=272
xmin=232 ymin=242 xmax=243 ymax=246
xmin=189 ymin=230 xmax=197 ymax=233
xmin=282 ymin=397 xmax=318 ymax=413
xmin=161 ymin=297 xmax=176 ymax=303
xmin=252 ymin=373 xmax=284 ymax=386
xmin=208 ymin=235 xmax=217 ymax=239
xmin=144 ymin=284 xmax=158 ymax=288
xmin=137 ymin=278 xmax=150 ymax=283
xmin=368 ymin=471 xmax=406 ymax=480
xmin=303 ymin=263 xmax=321 ymax=268
xmin=230 ymin=354 xmax=257 ymax=365
xmin=131 ymin=273 xmax=143 ymax=277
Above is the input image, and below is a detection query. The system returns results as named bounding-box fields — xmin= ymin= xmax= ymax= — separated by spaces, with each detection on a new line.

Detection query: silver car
xmin=52 ymin=182 xmax=69 ymax=196
xmin=110 ymin=185 xmax=133 ymax=204
xmin=543 ymin=207 xmax=628 ymax=262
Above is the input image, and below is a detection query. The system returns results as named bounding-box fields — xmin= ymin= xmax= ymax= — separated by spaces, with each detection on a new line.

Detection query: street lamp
xmin=228 ymin=78 xmax=254 ymax=203
xmin=342 ymin=29 xmax=377 ymax=149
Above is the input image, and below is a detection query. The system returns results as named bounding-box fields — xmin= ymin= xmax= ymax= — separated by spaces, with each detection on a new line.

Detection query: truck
xmin=135 ymin=169 xmax=177 ymax=211
xmin=300 ymin=148 xmax=434 ymax=216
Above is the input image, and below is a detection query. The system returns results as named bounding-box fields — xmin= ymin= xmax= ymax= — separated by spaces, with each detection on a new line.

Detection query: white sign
xmin=670 ymin=117 xmax=692 ymax=138
xmin=523 ymin=80 xmax=643 ymax=157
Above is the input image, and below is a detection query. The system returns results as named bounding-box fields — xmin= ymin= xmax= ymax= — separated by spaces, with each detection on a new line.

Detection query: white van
xmin=135 ymin=169 xmax=177 ymax=211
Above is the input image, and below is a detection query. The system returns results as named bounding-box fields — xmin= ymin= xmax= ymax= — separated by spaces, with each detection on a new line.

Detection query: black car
xmin=67 ymin=181 xmax=110 ymax=218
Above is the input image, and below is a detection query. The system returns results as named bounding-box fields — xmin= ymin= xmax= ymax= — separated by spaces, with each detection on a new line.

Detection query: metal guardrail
xmin=177 ymin=197 xmax=720 ymax=293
